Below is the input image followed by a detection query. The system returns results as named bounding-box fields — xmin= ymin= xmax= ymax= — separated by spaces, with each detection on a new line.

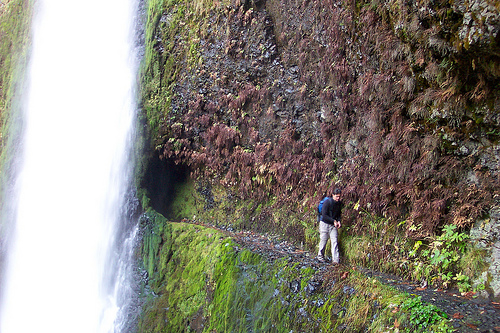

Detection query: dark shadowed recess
xmin=141 ymin=151 xmax=189 ymax=219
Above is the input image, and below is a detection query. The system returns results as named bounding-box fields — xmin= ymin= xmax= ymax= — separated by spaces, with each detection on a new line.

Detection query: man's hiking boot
xmin=316 ymin=256 xmax=327 ymax=263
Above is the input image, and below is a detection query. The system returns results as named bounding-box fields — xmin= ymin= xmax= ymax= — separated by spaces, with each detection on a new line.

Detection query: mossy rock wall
xmin=0 ymin=0 xmax=32 ymax=246
xmin=137 ymin=210 xmax=451 ymax=332
xmin=0 ymin=0 xmax=32 ymax=169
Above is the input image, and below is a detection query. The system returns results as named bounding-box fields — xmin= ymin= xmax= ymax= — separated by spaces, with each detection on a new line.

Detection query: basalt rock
xmin=139 ymin=0 xmax=500 ymax=297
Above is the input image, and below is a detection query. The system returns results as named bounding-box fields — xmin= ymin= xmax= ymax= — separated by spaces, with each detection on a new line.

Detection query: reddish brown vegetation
xmin=146 ymin=0 xmax=500 ymax=242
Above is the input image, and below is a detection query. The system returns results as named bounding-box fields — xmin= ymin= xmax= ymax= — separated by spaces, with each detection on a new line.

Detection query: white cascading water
xmin=1 ymin=0 xmax=139 ymax=332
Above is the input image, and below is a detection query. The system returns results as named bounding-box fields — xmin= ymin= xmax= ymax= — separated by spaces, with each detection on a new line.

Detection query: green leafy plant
xmin=453 ymin=272 xmax=471 ymax=293
xmin=400 ymin=296 xmax=449 ymax=331
xmin=408 ymin=224 xmax=470 ymax=289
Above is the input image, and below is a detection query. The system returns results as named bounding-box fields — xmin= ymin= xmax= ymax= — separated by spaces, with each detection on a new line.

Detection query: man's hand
xmin=334 ymin=220 xmax=341 ymax=229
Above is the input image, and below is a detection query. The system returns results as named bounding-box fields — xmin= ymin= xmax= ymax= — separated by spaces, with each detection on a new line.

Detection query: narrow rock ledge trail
xmin=189 ymin=220 xmax=500 ymax=333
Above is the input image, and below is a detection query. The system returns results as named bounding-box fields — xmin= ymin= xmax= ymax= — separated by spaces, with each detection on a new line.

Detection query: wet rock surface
xmin=212 ymin=225 xmax=500 ymax=333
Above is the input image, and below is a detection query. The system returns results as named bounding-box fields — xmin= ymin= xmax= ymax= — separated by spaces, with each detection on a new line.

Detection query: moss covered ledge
xmin=137 ymin=209 xmax=451 ymax=332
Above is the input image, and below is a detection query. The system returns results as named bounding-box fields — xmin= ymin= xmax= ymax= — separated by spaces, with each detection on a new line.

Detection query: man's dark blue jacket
xmin=321 ymin=197 xmax=342 ymax=225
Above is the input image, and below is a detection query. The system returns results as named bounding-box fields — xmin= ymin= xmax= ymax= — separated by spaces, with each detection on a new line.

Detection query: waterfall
xmin=0 ymin=0 xmax=140 ymax=332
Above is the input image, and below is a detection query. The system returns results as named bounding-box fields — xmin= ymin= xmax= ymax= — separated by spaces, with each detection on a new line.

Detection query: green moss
xmin=139 ymin=217 xmax=229 ymax=331
xmin=169 ymin=179 xmax=199 ymax=220
xmin=138 ymin=210 xmax=451 ymax=332
xmin=140 ymin=209 xmax=169 ymax=283
xmin=459 ymin=244 xmax=489 ymax=284
xmin=207 ymin=254 xmax=320 ymax=332
xmin=0 ymin=0 xmax=32 ymax=150
xmin=0 ymin=0 xmax=33 ymax=234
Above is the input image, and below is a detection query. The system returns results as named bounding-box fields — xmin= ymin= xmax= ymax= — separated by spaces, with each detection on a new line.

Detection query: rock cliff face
xmin=137 ymin=214 xmax=453 ymax=332
xmin=139 ymin=0 xmax=500 ymax=295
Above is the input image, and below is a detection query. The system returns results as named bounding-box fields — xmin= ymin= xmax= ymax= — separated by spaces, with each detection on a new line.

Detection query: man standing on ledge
xmin=317 ymin=188 xmax=343 ymax=264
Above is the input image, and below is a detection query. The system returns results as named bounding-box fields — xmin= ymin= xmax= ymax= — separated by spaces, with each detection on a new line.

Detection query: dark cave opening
xmin=141 ymin=151 xmax=189 ymax=219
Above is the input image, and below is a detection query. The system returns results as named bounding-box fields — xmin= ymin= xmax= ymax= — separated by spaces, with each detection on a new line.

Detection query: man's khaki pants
xmin=318 ymin=221 xmax=339 ymax=263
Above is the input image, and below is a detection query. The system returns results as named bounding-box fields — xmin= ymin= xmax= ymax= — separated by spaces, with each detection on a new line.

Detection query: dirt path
xmin=213 ymin=226 xmax=500 ymax=333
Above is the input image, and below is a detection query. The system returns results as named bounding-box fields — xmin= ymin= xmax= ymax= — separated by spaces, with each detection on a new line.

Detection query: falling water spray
xmin=0 ymin=0 xmax=140 ymax=332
